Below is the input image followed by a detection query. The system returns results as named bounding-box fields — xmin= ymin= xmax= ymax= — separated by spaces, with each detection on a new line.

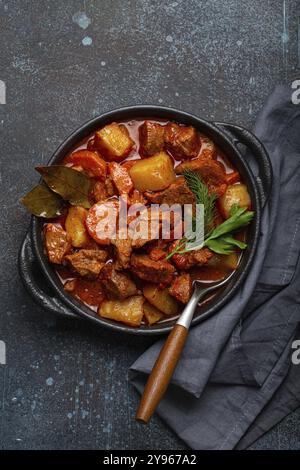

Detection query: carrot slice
xmin=86 ymin=200 xmax=119 ymax=245
xmin=66 ymin=150 xmax=107 ymax=180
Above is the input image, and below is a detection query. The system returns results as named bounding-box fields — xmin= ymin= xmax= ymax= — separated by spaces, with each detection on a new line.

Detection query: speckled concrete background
xmin=0 ymin=0 xmax=299 ymax=450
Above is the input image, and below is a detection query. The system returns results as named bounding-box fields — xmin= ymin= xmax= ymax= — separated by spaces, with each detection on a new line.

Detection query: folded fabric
xmin=130 ymin=85 xmax=300 ymax=449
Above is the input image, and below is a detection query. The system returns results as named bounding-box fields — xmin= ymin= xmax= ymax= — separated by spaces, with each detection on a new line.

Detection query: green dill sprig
xmin=183 ymin=169 xmax=217 ymax=234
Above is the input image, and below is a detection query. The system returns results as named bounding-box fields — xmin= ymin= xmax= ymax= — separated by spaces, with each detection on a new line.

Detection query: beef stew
xmin=21 ymin=118 xmax=254 ymax=328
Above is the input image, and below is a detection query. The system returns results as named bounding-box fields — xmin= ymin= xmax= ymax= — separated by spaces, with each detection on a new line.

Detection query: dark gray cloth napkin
xmin=130 ymin=85 xmax=300 ymax=449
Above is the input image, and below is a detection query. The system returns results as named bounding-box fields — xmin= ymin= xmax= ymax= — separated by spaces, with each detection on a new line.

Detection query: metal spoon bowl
xmin=177 ymin=270 xmax=237 ymax=330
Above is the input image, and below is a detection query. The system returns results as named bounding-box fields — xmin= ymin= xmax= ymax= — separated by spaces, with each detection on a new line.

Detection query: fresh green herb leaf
xmin=205 ymin=238 xmax=236 ymax=255
xmin=20 ymin=183 xmax=65 ymax=218
xmin=230 ymin=203 xmax=241 ymax=217
xmin=183 ymin=169 xmax=217 ymax=233
xmin=205 ymin=236 xmax=247 ymax=255
xmin=203 ymin=206 xmax=253 ymax=253
xmin=221 ymin=236 xmax=247 ymax=250
xmin=205 ymin=207 xmax=254 ymax=241
xmin=36 ymin=165 xmax=92 ymax=209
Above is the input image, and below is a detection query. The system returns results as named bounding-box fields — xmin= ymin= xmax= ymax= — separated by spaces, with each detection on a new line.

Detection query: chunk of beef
xmin=108 ymin=162 xmax=133 ymax=195
xmin=145 ymin=177 xmax=195 ymax=206
xmin=198 ymin=134 xmax=217 ymax=159
xmin=192 ymin=248 xmax=214 ymax=265
xmin=149 ymin=247 xmax=167 ymax=261
xmin=105 ymin=176 xmax=117 ymax=197
xmin=100 ymin=263 xmax=138 ymax=299
xmin=130 ymin=254 xmax=175 ymax=285
xmin=128 ymin=189 xmax=147 ymax=206
xmin=92 ymin=180 xmax=109 ymax=202
xmin=169 ymin=273 xmax=192 ymax=304
xmin=130 ymin=208 xmax=161 ymax=249
xmin=175 ymin=159 xmax=227 ymax=197
xmin=145 ymin=239 xmax=169 ymax=261
xmin=139 ymin=121 xmax=165 ymax=157
xmin=44 ymin=224 xmax=71 ymax=264
xmin=175 ymin=159 xmax=202 ymax=174
xmin=130 ymin=205 xmax=183 ymax=248
xmin=65 ymin=249 xmax=108 ymax=278
xmin=169 ymin=241 xmax=213 ymax=270
xmin=146 ymin=239 xmax=169 ymax=251
xmin=164 ymin=123 xmax=200 ymax=160
xmin=111 ymin=229 xmax=132 ymax=270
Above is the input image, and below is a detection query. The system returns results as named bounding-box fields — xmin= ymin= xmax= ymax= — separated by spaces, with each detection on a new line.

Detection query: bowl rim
xmin=31 ymin=105 xmax=261 ymax=335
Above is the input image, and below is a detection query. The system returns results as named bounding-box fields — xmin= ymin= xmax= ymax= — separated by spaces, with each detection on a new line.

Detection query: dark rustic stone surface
xmin=0 ymin=0 xmax=299 ymax=450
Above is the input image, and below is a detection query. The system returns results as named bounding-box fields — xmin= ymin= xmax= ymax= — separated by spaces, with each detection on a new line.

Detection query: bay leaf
xmin=20 ymin=183 xmax=65 ymax=218
xmin=36 ymin=165 xmax=91 ymax=209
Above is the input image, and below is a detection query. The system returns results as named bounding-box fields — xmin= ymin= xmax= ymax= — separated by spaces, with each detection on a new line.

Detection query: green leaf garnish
xmin=36 ymin=165 xmax=92 ymax=209
xmin=183 ymin=169 xmax=217 ymax=234
xmin=204 ymin=206 xmax=254 ymax=242
xmin=205 ymin=236 xmax=247 ymax=255
xmin=20 ymin=183 xmax=65 ymax=218
xmin=220 ymin=236 xmax=247 ymax=249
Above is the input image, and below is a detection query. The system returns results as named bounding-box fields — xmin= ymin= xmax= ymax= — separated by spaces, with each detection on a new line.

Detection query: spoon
xmin=136 ymin=270 xmax=236 ymax=423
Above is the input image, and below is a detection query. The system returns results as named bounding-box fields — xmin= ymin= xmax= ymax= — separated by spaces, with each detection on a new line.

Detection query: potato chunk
xmin=143 ymin=301 xmax=164 ymax=325
xmin=143 ymin=284 xmax=180 ymax=316
xmin=92 ymin=180 xmax=109 ymax=202
xmin=98 ymin=296 xmax=144 ymax=327
xmin=221 ymin=252 xmax=240 ymax=270
xmin=218 ymin=183 xmax=251 ymax=219
xmin=94 ymin=123 xmax=134 ymax=162
xmin=208 ymin=252 xmax=240 ymax=270
xmin=65 ymin=206 xmax=90 ymax=248
xmin=129 ymin=151 xmax=176 ymax=192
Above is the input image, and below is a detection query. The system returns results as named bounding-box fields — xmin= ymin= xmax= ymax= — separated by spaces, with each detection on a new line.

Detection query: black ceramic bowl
xmin=19 ymin=106 xmax=272 ymax=335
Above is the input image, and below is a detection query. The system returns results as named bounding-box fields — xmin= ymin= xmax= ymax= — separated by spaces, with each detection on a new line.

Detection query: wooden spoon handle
xmin=136 ymin=324 xmax=188 ymax=424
